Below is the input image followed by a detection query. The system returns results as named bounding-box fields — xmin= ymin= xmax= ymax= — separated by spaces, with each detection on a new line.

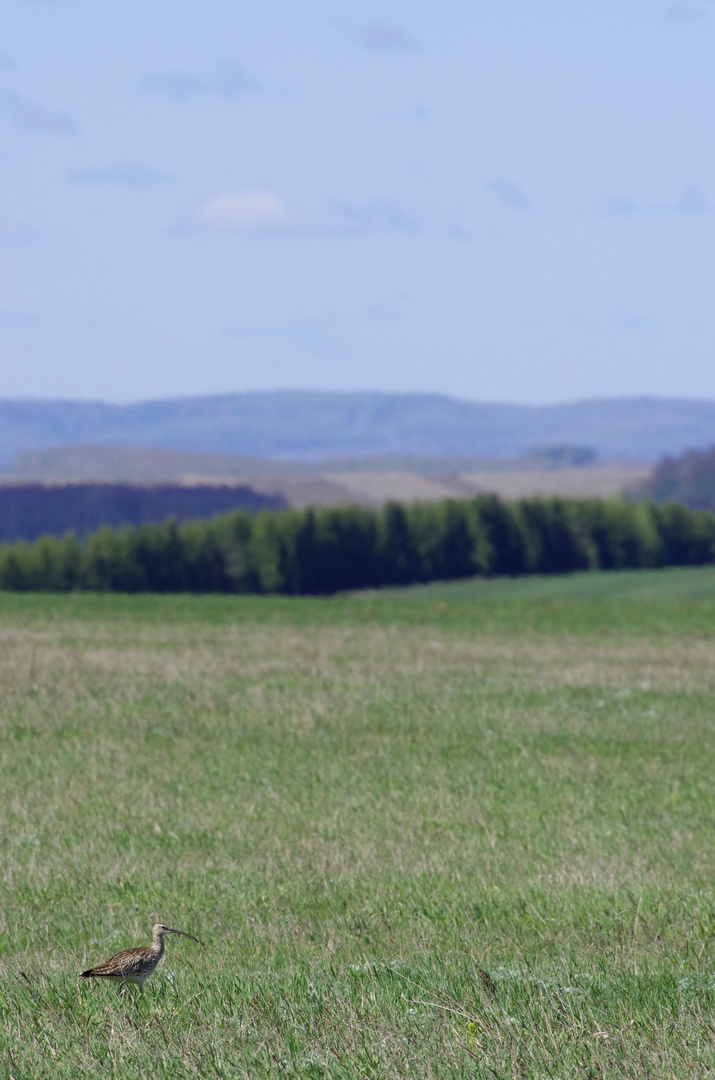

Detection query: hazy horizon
xmin=2 ymin=388 xmax=715 ymax=409
xmin=2 ymin=1 xmax=715 ymax=404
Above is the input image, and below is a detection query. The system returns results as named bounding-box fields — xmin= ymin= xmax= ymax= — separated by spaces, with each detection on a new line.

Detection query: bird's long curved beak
xmin=167 ymin=928 xmax=201 ymax=944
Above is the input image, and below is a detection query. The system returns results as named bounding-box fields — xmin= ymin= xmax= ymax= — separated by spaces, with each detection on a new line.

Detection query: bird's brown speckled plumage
xmin=81 ymin=922 xmax=199 ymax=988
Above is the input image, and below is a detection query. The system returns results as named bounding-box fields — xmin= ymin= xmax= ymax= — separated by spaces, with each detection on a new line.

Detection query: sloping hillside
xmin=249 ymin=465 xmax=650 ymax=509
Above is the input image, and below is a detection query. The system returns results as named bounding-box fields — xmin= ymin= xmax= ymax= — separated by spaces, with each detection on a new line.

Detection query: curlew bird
xmin=81 ymin=922 xmax=199 ymax=989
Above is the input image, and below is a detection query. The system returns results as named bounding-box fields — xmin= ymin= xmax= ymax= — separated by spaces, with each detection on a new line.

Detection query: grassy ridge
xmin=2 ymin=569 xmax=715 ymax=1076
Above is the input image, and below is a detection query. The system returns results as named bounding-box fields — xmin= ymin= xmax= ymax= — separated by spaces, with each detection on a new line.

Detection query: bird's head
xmin=153 ymin=922 xmax=200 ymax=943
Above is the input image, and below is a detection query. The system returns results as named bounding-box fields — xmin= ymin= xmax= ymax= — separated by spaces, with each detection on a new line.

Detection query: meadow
xmin=3 ymin=566 xmax=715 ymax=1077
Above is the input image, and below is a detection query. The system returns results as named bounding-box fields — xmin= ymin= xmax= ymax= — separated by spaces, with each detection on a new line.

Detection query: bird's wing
xmin=82 ymin=947 xmax=151 ymax=977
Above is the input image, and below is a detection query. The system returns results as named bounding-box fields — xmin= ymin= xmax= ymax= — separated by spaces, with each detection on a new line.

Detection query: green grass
xmin=3 ymin=562 xmax=715 ymax=631
xmin=3 ymin=567 xmax=715 ymax=1076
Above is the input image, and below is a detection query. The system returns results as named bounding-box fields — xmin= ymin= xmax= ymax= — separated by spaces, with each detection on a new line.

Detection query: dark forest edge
xmin=0 ymin=494 xmax=714 ymax=594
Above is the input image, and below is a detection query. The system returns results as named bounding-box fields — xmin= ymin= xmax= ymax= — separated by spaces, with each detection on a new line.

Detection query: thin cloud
xmin=600 ymin=185 xmax=709 ymax=217
xmin=485 ymin=179 xmax=533 ymax=211
xmin=71 ymin=164 xmax=171 ymax=187
xmin=212 ymin=60 xmax=255 ymax=97
xmin=185 ymin=189 xmax=466 ymax=238
xmin=0 ymin=88 xmax=76 ymax=134
xmin=0 ymin=53 xmax=14 ymax=72
xmin=336 ymin=198 xmax=467 ymax=237
xmin=336 ymin=199 xmax=419 ymax=234
xmin=355 ymin=22 xmax=419 ymax=51
xmin=143 ymin=60 xmax=256 ymax=102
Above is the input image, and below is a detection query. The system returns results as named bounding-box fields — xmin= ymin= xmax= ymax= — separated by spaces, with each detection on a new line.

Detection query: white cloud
xmin=185 ymin=189 xmax=466 ymax=238
xmin=191 ymin=189 xmax=293 ymax=231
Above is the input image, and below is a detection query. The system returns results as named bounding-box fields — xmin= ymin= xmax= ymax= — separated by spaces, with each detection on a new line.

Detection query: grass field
xmin=3 ymin=566 xmax=715 ymax=1077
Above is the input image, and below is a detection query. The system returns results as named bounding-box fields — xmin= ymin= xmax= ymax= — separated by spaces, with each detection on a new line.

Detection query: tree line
xmin=640 ymin=445 xmax=715 ymax=511
xmin=0 ymin=494 xmax=714 ymax=594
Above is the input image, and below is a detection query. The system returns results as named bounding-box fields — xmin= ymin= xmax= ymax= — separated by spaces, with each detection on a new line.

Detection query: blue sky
xmin=1 ymin=0 xmax=714 ymax=404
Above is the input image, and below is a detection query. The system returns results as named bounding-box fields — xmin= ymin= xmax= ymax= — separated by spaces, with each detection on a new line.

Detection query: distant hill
xmin=1 ymin=392 xmax=715 ymax=467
